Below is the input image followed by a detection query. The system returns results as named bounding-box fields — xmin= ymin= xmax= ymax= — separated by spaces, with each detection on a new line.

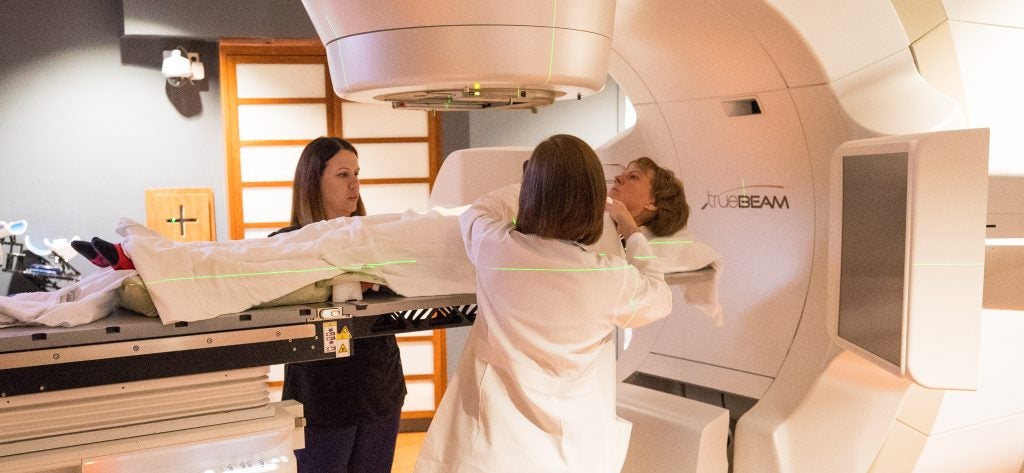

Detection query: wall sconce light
xmin=161 ymin=47 xmax=205 ymax=87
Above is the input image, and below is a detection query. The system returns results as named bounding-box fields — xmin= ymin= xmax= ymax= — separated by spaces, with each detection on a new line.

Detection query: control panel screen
xmin=838 ymin=152 xmax=909 ymax=368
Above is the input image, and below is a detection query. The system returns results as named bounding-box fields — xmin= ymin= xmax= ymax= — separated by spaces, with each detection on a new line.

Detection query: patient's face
xmin=609 ymin=163 xmax=655 ymax=221
xmin=320 ymin=150 xmax=360 ymax=219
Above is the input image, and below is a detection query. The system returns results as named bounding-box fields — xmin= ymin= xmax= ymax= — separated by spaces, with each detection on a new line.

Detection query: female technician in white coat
xmin=415 ymin=134 xmax=674 ymax=473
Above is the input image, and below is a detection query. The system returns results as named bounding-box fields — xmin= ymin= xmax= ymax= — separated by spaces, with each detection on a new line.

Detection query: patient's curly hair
xmin=631 ymin=157 xmax=689 ymax=236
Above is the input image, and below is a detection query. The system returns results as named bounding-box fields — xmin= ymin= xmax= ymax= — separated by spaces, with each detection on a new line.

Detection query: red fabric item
xmin=110 ymin=243 xmax=135 ymax=270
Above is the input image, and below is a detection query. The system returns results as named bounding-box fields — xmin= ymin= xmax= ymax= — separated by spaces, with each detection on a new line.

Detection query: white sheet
xmin=644 ymin=228 xmax=724 ymax=325
xmin=0 ymin=269 xmax=135 ymax=328
xmin=0 ymin=205 xmax=723 ymax=327
xmin=124 ymin=208 xmax=476 ymax=323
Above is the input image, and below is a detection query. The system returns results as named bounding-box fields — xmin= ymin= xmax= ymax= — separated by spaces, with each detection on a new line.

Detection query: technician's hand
xmin=606 ymin=198 xmax=640 ymax=239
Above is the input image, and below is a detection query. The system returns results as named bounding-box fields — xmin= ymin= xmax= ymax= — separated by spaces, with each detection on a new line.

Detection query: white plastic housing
xmin=427 ymin=147 xmax=533 ymax=208
xmin=829 ymin=129 xmax=989 ymax=390
xmin=300 ymin=0 xmax=615 ymax=104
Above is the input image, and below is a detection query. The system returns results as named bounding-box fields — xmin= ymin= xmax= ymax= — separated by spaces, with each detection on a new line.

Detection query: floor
xmin=391 ymin=432 xmax=426 ymax=473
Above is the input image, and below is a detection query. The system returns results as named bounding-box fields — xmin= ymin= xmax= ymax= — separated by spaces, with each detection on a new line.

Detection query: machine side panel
xmin=648 ymin=90 xmax=814 ymax=379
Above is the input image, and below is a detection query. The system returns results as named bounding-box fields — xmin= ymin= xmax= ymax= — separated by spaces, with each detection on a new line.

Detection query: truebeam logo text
xmin=701 ymin=185 xmax=790 ymax=210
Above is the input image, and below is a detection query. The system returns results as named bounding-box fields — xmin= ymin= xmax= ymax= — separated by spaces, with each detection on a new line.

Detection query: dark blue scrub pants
xmin=296 ymin=408 xmax=403 ymax=473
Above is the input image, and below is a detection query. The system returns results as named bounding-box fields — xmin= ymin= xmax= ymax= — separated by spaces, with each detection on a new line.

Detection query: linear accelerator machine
xmin=300 ymin=1 xmax=1022 ymax=472
xmin=1 ymin=1 xmax=1021 ymax=472
xmin=299 ymin=1 xmax=1019 ymax=470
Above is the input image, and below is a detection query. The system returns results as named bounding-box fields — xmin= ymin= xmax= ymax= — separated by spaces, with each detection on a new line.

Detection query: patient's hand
xmin=606 ymin=199 xmax=640 ymax=239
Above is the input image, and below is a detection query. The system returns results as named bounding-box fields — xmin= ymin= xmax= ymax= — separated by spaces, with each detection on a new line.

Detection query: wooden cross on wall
xmin=145 ymin=188 xmax=217 ymax=242
xmin=167 ymin=205 xmax=199 ymax=237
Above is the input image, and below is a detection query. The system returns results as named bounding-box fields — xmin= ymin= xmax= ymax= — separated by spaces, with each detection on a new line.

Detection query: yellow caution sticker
xmin=337 ymin=337 xmax=351 ymax=358
xmin=340 ymin=326 xmax=352 ymax=340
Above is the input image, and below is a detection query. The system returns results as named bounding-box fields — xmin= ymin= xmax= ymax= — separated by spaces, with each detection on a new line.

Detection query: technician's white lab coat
xmin=415 ymin=185 xmax=673 ymax=473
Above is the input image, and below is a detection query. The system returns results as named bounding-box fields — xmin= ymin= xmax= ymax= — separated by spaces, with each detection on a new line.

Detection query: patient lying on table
xmin=115 ymin=206 xmax=476 ymax=324
xmin=1 ymin=174 xmax=721 ymax=328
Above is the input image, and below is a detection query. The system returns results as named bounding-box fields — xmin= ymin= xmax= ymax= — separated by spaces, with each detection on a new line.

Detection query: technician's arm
xmin=614 ymin=232 xmax=673 ymax=329
xmin=458 ymin=184 xmax=521 ymax=265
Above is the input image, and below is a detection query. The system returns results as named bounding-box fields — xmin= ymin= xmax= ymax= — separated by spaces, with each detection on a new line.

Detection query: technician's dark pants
xmin=295 ymin=407 xmax=402 ymax=473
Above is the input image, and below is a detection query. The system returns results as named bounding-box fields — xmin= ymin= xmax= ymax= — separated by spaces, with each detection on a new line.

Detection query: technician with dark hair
xmin=274 ymin=136 xmax=405 ymax=473
xmin=415 ymin=134 xmax=673 ymax=473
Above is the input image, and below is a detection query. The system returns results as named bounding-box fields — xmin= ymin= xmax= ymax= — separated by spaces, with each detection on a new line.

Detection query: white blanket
xmin=0 ymin=207 xmax=723 ymax=327
xmin=126 ymin=208 xmax=475 ymax=323
xmin=0 ymin=269 xmax=135 ymax=328
xmin=643 ymin=228 xmax=724 ymax=325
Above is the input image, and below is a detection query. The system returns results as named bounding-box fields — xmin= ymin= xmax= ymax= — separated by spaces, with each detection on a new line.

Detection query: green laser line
xmin=912 ymin=262 xmax=983 ymax=267
xmin=323 ymin=16 xmax=350 ymax=88
xmin=145 ymin=260 xmax=417 ymax=285
xmin=490 ymin=265 xmax=632 ymax=273
xmin=490 ymin=261 xmax=654 ymax=328
xmin=650 ymin=240 xmax=693 ymax=245
xmin=147 ymin=267 xmax=338 ymax=285
xmin=546 ymin=0 xmax=557 ymax=84
xmin=363 ymin=259 xmax=417 ymax=267
xmin=632 ymin=255 xmax=658 ymax=259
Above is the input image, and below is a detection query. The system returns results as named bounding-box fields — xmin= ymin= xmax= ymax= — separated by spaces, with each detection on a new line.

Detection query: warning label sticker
xmin=323 ymin=321 xmax=338 ymax=354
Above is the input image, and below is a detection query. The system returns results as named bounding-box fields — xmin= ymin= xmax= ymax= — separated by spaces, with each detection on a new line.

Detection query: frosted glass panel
xmin=342 ymin=102 xmax=428 ymax=138
xmin=357 ymin=142 xmax=430 ymax=179
xmin=236 ymin=64 xmax=325 ymax=99
xmin=403 ymin=379 xmax=436 ymax=412
xmin=242 ymin=187 xmax=292 ymax=223
xmin=360 ymin=184 xmax=430 ymax=215
xmin=240 ymin=145 xmax=305 ymax=182
xmin=244 ymin=228 xmax=276 ymax=239
xmin=398 ymin=340 xmax=435 ymax=375
xmin=238 ymin=104 xmax=327 ymax=141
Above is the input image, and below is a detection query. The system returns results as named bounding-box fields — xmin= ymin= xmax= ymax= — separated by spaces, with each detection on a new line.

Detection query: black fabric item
xmin=72 ymin=239 xmax=111 ymax=268
xmin=272 ymin=225 xmax=407 ymax=427
xmin=70 ymin=240 xmax=99 ymax=260
xmin=283 ymin=336 xmax=407 ymax=426
xmin=296 ymin=406 xmax=402 ymax=473
xmin=71 ymin=239 xmax=106 ymax=265
xmin=268 ymin=226 xmax=300 ymax=237
xmin=91 ymin=237 xmax=121 ymax=266
xmin=0 ymin=270 xmax=44 ymax=296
